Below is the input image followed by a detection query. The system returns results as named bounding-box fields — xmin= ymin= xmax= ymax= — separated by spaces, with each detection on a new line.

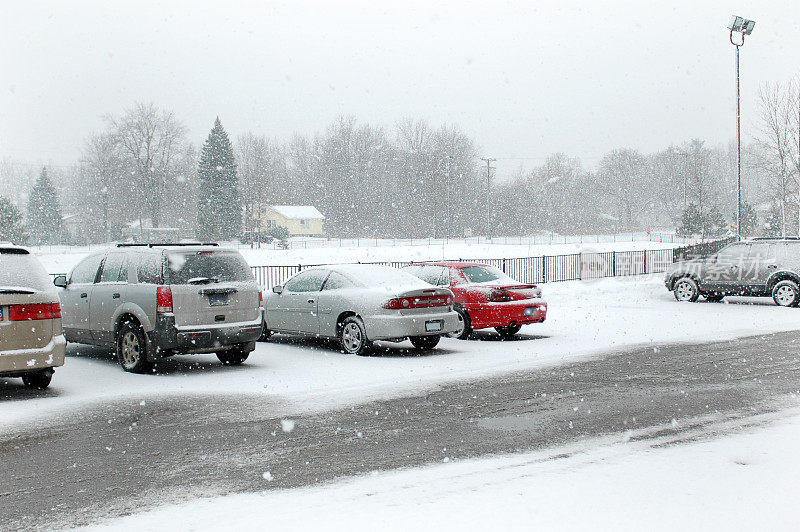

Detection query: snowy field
xmin=32 ymin=239 xmax=686 ymax=276
xmin=83 ymin=407 xmax=800 ymax=531
xmin=3 ymin=274 xmax=800 ymax=433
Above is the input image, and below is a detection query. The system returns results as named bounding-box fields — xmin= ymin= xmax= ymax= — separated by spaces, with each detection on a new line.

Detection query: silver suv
xmin=665 ymin=238 xmax=800 ymax=307
xmin=55 ymin=244 xmax=263 ymax=372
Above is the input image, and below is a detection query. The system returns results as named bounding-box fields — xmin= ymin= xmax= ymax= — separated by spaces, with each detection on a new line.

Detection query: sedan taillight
xmin=383 ymin=295 xmax=453 ymax=309
xmin=487 ymin=289 xmax=512 ymax=302
xmin=9 ymin=303 xmax=61 ymax=321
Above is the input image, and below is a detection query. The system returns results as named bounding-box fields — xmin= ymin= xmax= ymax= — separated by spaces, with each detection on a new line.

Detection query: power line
xmin=480 ymin=157 xmax=496 ymax=238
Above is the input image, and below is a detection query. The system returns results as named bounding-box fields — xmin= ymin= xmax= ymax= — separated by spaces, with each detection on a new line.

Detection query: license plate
xmin=208 ymin=293 xmax=229 ymax=306
xmin=425 ymin=320 xmax=443 ymax=332
xmin=0 ymin=307 xmax=4 ymax=321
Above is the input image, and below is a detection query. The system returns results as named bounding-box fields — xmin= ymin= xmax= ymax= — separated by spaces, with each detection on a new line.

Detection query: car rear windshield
xmin=0 ymin=251 xmax=54 ymax=292
xmin=460 ymin=265 xmax=510 ymax=284
xmin=166 ymin=251 xmax=253 ymax=284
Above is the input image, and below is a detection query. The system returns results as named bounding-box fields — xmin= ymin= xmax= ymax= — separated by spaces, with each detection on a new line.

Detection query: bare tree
xmin=106 ymin=102 xmax=186 ymax=228
xmin=754 ymin=82 xmax=796 ymax=236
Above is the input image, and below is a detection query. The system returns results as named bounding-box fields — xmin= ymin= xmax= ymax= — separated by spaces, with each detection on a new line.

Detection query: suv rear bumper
xmin=0 ymin=334 xmax=67 ymax=376
xmin=150 ymin=315 xmax=263 ymax=357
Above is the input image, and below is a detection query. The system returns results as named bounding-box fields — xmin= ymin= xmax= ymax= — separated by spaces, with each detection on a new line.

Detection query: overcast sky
xmin=1 ymin=0 xmax=799 ymax=179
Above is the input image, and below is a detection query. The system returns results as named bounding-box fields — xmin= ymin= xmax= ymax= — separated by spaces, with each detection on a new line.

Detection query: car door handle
xmin=112 ymin=293 xmax=121 ymax=299
xmin=80 ymin=293 xmax=88 ymax=298
xmin=307 ymin=299 xmax=316 ymax=304
xmin=767 ymin=264 xmax=778 ymax=269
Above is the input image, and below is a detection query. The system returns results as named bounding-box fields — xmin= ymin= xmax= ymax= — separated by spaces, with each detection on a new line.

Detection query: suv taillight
xmin=8 ymin=303 xmax=61 ymax=321
xmin=259 ymin=291 xmax=263 ymax=306
xmin=156 ymin=286 xmax=173 ymax=314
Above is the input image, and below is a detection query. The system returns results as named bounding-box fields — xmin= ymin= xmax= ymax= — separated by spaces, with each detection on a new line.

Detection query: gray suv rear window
xmin=166 ymin=251 xmax=252 ymax=284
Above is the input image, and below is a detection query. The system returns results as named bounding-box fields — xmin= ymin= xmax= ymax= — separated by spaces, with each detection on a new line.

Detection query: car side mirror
xmin=53 ymin=275 xmax=67 ymax=288
xmin=272 ymin=285 xmax=283 ymax=294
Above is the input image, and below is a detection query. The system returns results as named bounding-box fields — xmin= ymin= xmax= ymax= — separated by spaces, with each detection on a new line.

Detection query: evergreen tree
xmin=0 ymin=196 xmax=27 ymax=244
xmin=26 ymin=167 xmax=63 ymax=245
xmin=197 ymin=118 xmax=240 ymax=240
xmin=677 ymin=203 xmax=702 ymax=236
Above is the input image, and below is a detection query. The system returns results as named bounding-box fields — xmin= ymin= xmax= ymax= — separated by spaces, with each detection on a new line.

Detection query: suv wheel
xmin=217 ymin=346 xmax=250 ymax=365
xmin=339 ymin=316 xmax=370 ymax=355
xmin=22 ymin=369 xmax=53 ymax=389
xmin=772 ymin=280 xmax=800 ymax=307
xmin=673 ymin=277 xmax=699 ymax=302
xmin=117 ymin=321 xmax=152 ymax=373
xmin=409 ymin=335 xmax=441 ymax=350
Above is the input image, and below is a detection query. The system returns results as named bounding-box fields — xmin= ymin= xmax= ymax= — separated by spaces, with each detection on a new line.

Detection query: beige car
xmin=0 ymin=245 xmax=66 ymax=389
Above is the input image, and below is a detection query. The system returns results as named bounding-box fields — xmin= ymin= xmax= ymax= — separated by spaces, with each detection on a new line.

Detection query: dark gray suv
xmin=665 ymin=238 xmax=800 ymax=307
xmin=55 ymin=244 xmax=263 ymax=372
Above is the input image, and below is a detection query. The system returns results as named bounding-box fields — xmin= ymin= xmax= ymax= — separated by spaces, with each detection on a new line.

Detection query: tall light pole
xmin=728 ymin=15 xmax=755 ymax=239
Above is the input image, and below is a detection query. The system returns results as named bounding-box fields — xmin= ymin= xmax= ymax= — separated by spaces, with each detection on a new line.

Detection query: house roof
xmin=270 ymin=205 xmax=325 ymax=219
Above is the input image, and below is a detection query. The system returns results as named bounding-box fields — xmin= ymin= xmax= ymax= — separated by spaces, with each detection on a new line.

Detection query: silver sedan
xmin=263 ymin=264 xmax=460 ymax=354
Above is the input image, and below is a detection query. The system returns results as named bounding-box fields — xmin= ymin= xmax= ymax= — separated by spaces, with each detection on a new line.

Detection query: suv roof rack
xmin=750 ymin=237 xmax=800 ymax=241
xmin=116 ymin=242 xmax=219 ymax=248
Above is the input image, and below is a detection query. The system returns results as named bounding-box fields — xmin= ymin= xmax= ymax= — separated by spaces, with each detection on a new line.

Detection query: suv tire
xmin=673 ymin=277 xmax=699 ymax=302
xmin=22 ymin=369 xmax=53 ymax=389
xmin=117 ymin=320 xmax=152 ymax=373
xmin=772 ymin=280 xmax=800 ymax=307
xmin=217 ymin=346 xmax=250 ymax=365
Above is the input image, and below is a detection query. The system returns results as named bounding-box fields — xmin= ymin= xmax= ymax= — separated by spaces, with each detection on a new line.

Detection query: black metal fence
xmin=250 ymin=246 xmax=695 ymax=290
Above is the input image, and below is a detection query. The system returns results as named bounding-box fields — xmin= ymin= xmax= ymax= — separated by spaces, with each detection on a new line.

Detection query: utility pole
xmin=480 ymin=157 xmax=496 ymax=239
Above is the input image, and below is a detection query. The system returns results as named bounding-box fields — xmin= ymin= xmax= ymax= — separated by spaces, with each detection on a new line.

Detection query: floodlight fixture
xmin=728 ymin=16 xmax=755 ymax=35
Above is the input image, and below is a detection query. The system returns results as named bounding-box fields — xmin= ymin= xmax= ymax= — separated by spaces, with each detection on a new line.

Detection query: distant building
xmin=258 ymin=205 xmax=325 ymax=237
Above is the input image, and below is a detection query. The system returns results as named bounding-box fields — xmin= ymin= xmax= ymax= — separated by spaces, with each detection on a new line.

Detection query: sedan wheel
xmin=496 ymin=324 xmax=522 ymax=338
xmin=339 ymin=317 xmax=369 ymax=355
xmin=409 ymin=335 xmax=440 ymax=350
xmin=772 ymin=280 xmax=800 ymax=307
xmin=673 ymin=277 xmax=699 ymax=302
xmin=447 ymin=306 xmax=472 ymax=340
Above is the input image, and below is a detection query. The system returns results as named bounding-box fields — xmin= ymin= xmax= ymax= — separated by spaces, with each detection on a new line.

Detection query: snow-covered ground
xmin=33 ymin=239 xmax=684 ymax=276
xmin=3 ymin=275 xmax=799 ymax=433
xmin=83 ymin=407 xmax=800 ymax=531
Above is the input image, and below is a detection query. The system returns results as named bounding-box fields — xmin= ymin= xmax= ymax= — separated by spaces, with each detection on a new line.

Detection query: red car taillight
xmin=8 ymin=302 xmax=61 ymax=321
xmin=487 ymin=289 xmax=512 ymax=302
xmin=259 ymin=291 xmax=263 ymax=306
xmin=383 ymin=294 xmax=453 ymax=309
xmin=156 ymin=286 xmax=173 ymax=314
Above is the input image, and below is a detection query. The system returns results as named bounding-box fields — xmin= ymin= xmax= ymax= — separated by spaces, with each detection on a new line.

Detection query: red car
xmin=402 ymin=262 xmax=547 ymax=339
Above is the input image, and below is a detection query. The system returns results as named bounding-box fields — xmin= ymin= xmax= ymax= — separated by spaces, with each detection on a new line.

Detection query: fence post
xmin=612 ymin=252 xmax=616 ymax=276
xmin=643 ymin=250 xmax=648 ymax=274
xmin=502 ymin=258 xmax=506 ymax=273
xmin=541 ymin=257 xmax=547 ymax=282
xmin=578 ymin=253 xmax=582 ymax=280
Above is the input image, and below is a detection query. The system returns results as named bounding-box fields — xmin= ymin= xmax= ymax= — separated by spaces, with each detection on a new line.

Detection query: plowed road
xmin=2 ymin=331 xmax=800 ymax=530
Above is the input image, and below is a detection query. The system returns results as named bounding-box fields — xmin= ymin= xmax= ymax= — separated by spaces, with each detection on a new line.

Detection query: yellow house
xmin=258 ymin=205 xmax=325 ymax=237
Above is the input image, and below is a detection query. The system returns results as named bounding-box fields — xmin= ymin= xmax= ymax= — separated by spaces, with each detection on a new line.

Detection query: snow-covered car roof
xmin=326 ymin=264 xmax=433 ymax=289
